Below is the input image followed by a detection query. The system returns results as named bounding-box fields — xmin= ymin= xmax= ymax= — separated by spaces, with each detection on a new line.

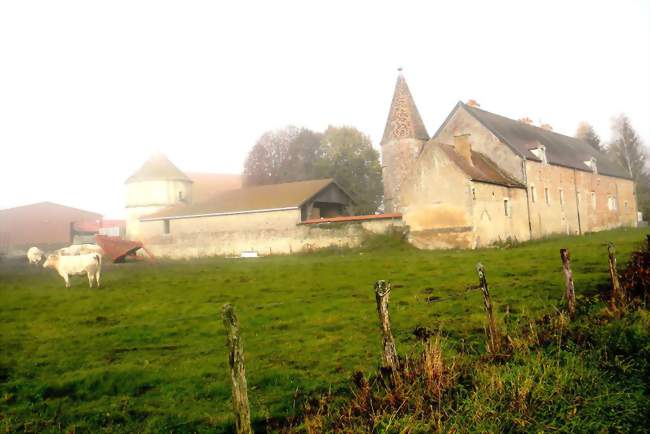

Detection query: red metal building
xmin=0 ymin=202 xmax=102 ymax=250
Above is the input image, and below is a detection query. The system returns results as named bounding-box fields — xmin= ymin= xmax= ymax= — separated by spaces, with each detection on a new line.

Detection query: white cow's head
xmin=43 ymin=255 xmax=58 ymax=269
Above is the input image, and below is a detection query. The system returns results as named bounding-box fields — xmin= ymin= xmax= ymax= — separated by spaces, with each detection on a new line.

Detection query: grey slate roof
xmin=457 ymin=103 xmax=631 ymax=179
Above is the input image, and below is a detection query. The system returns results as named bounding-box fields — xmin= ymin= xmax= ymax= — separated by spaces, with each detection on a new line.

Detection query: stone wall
xmin=137 ymin=209 xmax=405 ymax=259
xmin=400 ymin=143 xmax=476 ymax=249
xmin=471 ymin=182 xmax=530 ymax=247
xmin=381 ymin=137 xmax=427 ymax=213
xmin=525 ymin=160 xmax=637 ymax=237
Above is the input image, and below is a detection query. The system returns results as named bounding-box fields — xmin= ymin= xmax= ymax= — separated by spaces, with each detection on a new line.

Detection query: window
xmin=163 ymin=220 xmax=170 ymax=235
xmin=503 ymin=199 xmax=509 ymax=216
xmin=530 ymin=185 xmax=536 ymax=203
xmin=608 ymin=196 xmax=618 ymax=211
xmin=624 ymin=201 xmax=629 ymax=210
xmin=544 ymin=187 xmax=550 ymax=205
xmin=559 ymin=189 xmax=564 ymax=209
xmin=178 ymin=191 xmax=184 ymax=202
xmin=584 ymin=157 xmax=598 ymax=174
xmin=591 ymin=192 xmax=596 ymax=209
xmin=531 ymin=145 xmax=547 ymax=164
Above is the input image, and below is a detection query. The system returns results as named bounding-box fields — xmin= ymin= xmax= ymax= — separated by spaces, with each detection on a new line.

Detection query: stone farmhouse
xmin=126 ymin=73 xmax=637 ymax=257
xmin=383 ymin=74 xmax=638 ymax=249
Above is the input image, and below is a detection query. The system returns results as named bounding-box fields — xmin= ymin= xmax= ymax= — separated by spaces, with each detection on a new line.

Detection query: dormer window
xmin=584 ymin=157 xmax=598 ymax=174
xmin=530 ymin=145 xmax=547 ymax=164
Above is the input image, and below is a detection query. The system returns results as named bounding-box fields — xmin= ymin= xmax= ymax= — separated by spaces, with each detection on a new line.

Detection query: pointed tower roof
xmin=381 ymin=73 xmax=429 ymax=144
xmin=125 ymin=152 xmax=192 ymax=184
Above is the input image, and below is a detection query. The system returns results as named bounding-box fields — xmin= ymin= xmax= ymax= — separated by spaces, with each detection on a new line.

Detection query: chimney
xmin=466 ymin=99 xmax=480 ymax=107
xmin=519 ymin=117 xmax=533 ymax=125
xmin=540 ymin=123 xmax=553 ymax=131
xmin=453 ymin=134 xmax=473 ymax=166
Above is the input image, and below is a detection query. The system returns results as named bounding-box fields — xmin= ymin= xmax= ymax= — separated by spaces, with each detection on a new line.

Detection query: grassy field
xmin=0 ymin=228 xmax=648 ymax=432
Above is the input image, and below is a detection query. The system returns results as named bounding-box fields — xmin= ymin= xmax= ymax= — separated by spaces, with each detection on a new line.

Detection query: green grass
xmin=0 ymin=228 xmax=648 ymax=432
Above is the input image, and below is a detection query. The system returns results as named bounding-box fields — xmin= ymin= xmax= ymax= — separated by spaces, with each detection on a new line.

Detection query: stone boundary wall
xmin=142 ymin=218 xmax=405 ymax=259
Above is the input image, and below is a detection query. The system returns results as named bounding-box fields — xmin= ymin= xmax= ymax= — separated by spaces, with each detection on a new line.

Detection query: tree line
xmin=576 ymin=116 xmax=649 ymax=220
xmin=243 ymin=125 xmax=383 ymax=215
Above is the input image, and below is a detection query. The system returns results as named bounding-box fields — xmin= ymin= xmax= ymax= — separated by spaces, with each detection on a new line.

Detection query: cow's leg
xmin=87 ymin=271 xmax=94 ymax=288
xmin=96 ymin=270 xmax=101 ymax=288
xmin=63 ymin=273 xmax=70 ymax=288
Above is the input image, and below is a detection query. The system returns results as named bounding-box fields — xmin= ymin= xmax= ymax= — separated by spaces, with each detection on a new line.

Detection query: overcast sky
xmin=1 ymin=0 xmax=648 ymax=218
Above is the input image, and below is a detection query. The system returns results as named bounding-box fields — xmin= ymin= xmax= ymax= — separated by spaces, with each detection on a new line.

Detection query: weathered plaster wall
xmin=434 ymin=106 xmax=525 ymax=183
xmin=137 ymin=210 xmax=404 ymax=259
xmin=400 ymin=144 xmax=475 ymax=249
xmin=125 ymin=179 xmax=193 ymax=239
xmin=471 ymin=182 xmax=530 ymax=247
xmin=382 ymin=137 xmax=427 ymax=213
xmin=126 ymin=180 xmax=192 ymax=208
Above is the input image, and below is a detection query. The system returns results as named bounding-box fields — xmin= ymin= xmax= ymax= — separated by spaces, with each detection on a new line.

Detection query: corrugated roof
xmin=186 ymin=172 xmax=242 ymax=203
xmin=143 ymin=178 xmax=338 ymax=220
xmin=460 ymin=103 xmax=631 ymax=179
xmin=125 ymin=152 xmax=191 ymax=183
xmin=438 ymin=143 xmax=525 ymax=188
xmin=381 ymin=74 xmax=429 ymax=144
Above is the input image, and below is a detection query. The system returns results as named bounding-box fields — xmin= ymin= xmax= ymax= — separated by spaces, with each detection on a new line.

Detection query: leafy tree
xmin=320 ymin=126 xmax=383 ymax=215
xmin=575 ymin=121 xmax=602 ymax=152
xmin=243 ymin=125 xmax=383 ymax=214
xmin=607 ymin=114 xmax=650 ymax=219
xmin=243 ymin=126 xmax=323 ymax=186
xmin=281 ymin=128 xmax=325 ymax=182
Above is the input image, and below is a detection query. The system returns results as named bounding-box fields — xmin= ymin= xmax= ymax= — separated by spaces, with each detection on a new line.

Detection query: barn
xmin=0 ymin=202 xmax=102 ymax=254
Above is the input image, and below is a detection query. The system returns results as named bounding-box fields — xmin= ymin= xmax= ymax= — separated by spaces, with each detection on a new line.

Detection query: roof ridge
xmin=462 ymin=102 xmax=595 ymax=147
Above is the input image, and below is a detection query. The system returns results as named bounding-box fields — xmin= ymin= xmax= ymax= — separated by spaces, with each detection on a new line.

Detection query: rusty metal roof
xmin=438 ymin=143 xmax=526 ymax=188
xmin=143 ymin=178 xmax=342 ymax=220
xmin=95 ymin=235 xmax=148 ymax=263
xmin=459 ymin=103 xmax=631 ymax=179
xmin=125 ymin=152 xmax=192 ymax=184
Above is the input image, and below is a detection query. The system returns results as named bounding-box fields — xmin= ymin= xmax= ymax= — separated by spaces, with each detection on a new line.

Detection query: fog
xmin=1 ymin=0 xmax=648 ymax=218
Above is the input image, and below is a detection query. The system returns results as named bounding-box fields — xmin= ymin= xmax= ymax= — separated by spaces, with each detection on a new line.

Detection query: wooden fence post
xmin=476 ymin=263 xmax=500 ymax=355
xmin=560 ymin=249 xmax=576 ymax=319
xmin=607 ymin=243 xmax=624 ymax=313
xmin=221 ymin=304 xmax=253 ymax=434
xmin=374 ymin=280 xmax=399 ymax=370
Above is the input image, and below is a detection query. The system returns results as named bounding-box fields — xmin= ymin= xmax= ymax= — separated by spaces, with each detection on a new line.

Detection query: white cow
xmin=26 ymin=247 xmax=45 ymax=265
xmin=57 ymin=244 xmax=104 ymax=256
xmin=43 ymin=253 xmax=102 ymax=288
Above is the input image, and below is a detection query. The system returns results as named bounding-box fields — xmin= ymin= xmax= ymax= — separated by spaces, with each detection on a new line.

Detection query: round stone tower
xmin=380 ymin=73 xmax=429 ymax=213
xmin=125 ymin=152 xmax=193 ymax=239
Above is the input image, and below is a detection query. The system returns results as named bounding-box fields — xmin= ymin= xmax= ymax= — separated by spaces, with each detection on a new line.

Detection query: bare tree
xmin=608 ymin=115 xmax=647 ymax=181
xmin=608 ymin=115 xmax=650 ymax=219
